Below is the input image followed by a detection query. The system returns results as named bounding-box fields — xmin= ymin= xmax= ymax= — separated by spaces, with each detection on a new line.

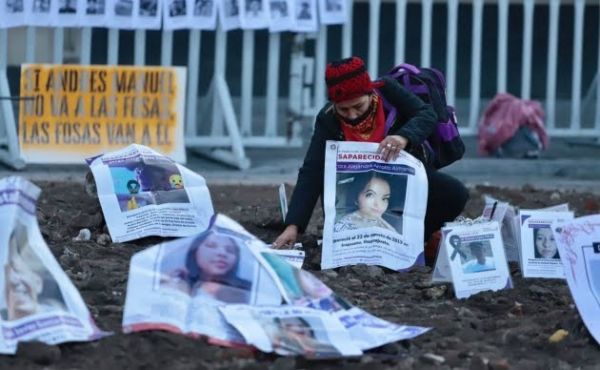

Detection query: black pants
xmin=424 ymin=169 xmax=470 ymax=240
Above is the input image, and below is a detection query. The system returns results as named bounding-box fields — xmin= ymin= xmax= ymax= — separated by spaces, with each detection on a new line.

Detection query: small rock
xmin=321 ymin=270 xmax=338 ymax=279
xmin=347 ymin=278 xmax=363 ymax=288
xmin=96 ymin=233 xmax=112 ymax=246
xmin=489 ymin=358 xmax=510 ymax=370
xmin=414 ymin=279 xmax=433 ymax=289
xmin=422 ymin=285 xmax=447 ymax=300
xmin=457 ymin=306 xmax=476 ymax=318
xmin=360 ymin=355 xmax=374 ymax=363
xmin=421 ymin=353 xmax=445 ymax=365
xmin=16 ymin=341 xmax=61 ymax=365
xmin=509 ymin=301 xmax=523 ymax=317
xmin=548 ymin=329 xmax=569 ymax=343
xmin=366 ymin=265 xmax=384 ymax=278
xmin=73 ymin=228 xmax=91 ymax=241
xmin=550 ymin=192 xmax=561 ymax=201
xmin=529 ymin=284 xmax=552 ymax=296
xmin=469 ymin=355 xmax=488 ymax=370
xmin=269 ymin=356 xmax=296 ymax=370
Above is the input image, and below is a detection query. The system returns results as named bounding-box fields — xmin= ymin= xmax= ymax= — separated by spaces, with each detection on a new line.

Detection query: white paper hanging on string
xmin=162 ymin=0 xmax=189 ymax=30
xmin=189 ymin=0 xmax=217 ymax=29
xmin=134 ymin=0 xmax=162 ymax=29
xmin=80 ymin=0 xmax=108 ymax=27
xmin=317 ymin=0 xmax=345 ymax=25
xmin=106 ymin=0 xmax=135 ymax=28
xmin=268 ymin=0 xmax=293 ymax=32
xmin=1 ymin=0 xmax=27 ymax=28
xmin=25 ymin=0 xmax=57 ymax=26
xmin=292 ymin=0 xmax=317 ymax=32
xmin=218 ymin=0 xmax=240 ymax=31
xmin=239 ymin=0 xmax=269 ymax=29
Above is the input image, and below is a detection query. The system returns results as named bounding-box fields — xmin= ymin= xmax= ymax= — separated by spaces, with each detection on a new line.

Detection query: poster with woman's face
xmin=317 ymin=0 xmax=346 ymax=25
xmin=158 ymin=230 xmax=257 ymax=304
xmin=1 ymin=0 xmax=26 ymax=27
xmin=268 ymin=0 xmax=292 ymax=32
xmin=239 ymin=0 xmax=269 ymax=29
xmin=519 ymin=210 xmax=573 ymax=279
xmin=25 ymin=0 xmax=57 ymax=26
xmin=334 ymin=171 xmax=407 ymax=235
xmin=162 ymin=0 xmax=190 ymax=30
xmin=292 ymin=0 xmax=316 ymax=32
xmin=189 ymin=0 xmax=216 ymax=30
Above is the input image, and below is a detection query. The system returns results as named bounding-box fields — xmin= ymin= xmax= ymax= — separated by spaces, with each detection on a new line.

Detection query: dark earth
xmin=2 ymin=181 xmax=600 ymax=370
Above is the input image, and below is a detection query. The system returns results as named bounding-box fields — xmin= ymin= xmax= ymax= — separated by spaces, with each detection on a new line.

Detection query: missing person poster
xmin=87 ymin=144 xmax=213 ymax=243
xmin=519 ymin=210 xmax=574 ymax=279
xmin=0 ymin=0 xmax=26 ymax=28
xmin=321 ymin=141 xmax=428 ymax=271
xmin=554 ymin=215 xmax=600 ymax=345
xmin=217 ymin=0 xmax=240 ymax=30
xmin=268 ymin=0 xmax=292 ymax=32
xmin=220 ymin=305 xmax=362 ymax=358
xmin=434 ymin=221 xmax=512 ymax=299
xmin=0 ymin=177 xmax=105 ymax=354
xmin=317 ymin=0 xmax=345 ymax=25
xmin=19 ymin=64 xmax=186 ymax=164
xmin=122 ymin=215 xmax=283 ymax=344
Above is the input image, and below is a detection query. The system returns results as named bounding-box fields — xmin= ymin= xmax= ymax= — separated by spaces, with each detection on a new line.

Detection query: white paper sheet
xmin=218 ymin=0 xmax=240 ymax=31
xmin=25 ymin=0 xmax=57 ymax=26
xmin=268 ymin=0 xmax=293 ymax=32
xmin=317 ymin=0 xmax=345 ymax=25
xmin=239 ymin=0 xmax=269 ymax=29
xmin=292 ymin=0 xmax=316 ymax=32
xmin=80 ymin=0 xmax=107 ymax=27
xmin=0 ymin=177 xmax=106 ymax=354
xmin=554 ymin=215 xmax=600 ymax=345
xmin=321 ymin=141 xmax=428 ymax=270
xmin=0 ymin=0 xmax=27 ymax=28
xmin=87 ymin=144 xmax=214 ymax=243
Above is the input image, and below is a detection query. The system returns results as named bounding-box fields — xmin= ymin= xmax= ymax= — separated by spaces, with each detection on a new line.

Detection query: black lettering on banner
xmin=23 ymin=95 xmax=44 ymax=117
xmin=106 ymin=123 xmax=136 ymax=145
xmin=593 ymin=242 xmax=600 ymax=254
xmin=22 ymin=121 xmax=50 ymax=144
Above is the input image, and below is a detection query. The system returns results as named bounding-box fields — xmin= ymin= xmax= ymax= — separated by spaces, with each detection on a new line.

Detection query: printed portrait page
xmin=317 ymin=0 xmax=346 ymax=25
xmin=0 ymin=177 xmax=104 ymax=355
xmin=291 ymin=0 xmax=316 ymax=32
xmin=220 ymin=305 xmax=363 ymax=358
xmin=189 ymin=0 xmax=217 ymax=30
xmin=88 ymin=144 xmax=214 ymax=243
xmin=217 ymin=0 xmax=240 ymax=31
xmin=54 ymin=0 xmax=83 ymax=27
xmin=519 ymin=210 xmax=574 ymax=279
xmin=123 ymin=215 xmax=282 ymax=344
xmin=444 ymin=221 xmax=512 ymax=299
xmin=133 ymin=0 xmax=162 ymax=29
xmin=481 ymin=195 xmax=519 ymax=262
xmin=162 ymin=0 xmax=190 ymax=30
xmin=105 ymin=0 xmax=135 ymax=28
xmin=321 ymin=141 xmax=428 ymax=271
xmin=268 ymin=0 xmax=293 ymax=32
xmin=554 ymin=215 xmax=600 ymax=345
xmin=253 ymin=247 xmax=430 ymax=351
xmin=80 ymin=0 xmax=107 ymax=26
xmin=25 ymin=0 xmax=58 ymax=26
xmin=239 ymin=0 xmax=269 ymax=29
xmin=0 ymin=0 xmax=27 ymax=28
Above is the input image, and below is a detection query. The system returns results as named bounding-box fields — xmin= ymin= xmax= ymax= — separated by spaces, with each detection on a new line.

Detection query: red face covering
xmin=338 ymin=94 xmax=386 ymax=143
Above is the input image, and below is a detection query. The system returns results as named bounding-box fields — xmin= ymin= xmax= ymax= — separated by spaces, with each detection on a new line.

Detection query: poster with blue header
xmin=321 ymin=141 xmax=428 ymax=270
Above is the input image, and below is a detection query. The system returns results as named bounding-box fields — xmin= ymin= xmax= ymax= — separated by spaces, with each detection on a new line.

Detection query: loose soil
xmin=2 ymin=181 xmax=600 ymax=370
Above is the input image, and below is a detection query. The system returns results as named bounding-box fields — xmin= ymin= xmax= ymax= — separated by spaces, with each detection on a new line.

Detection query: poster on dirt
xmin=519 ymin=209 xmax=573 ymax=279
xmin=122 ymin=215 xmax=283 ymax=345
xmin=0 ymin=0 xmax=26 ymax=28
xmin=553 ymin=215 xmax=600 ymax=345
xmin=0 ymin=177 xmax=105 ymax=354
xmin=254 ymin=248 xmax=430 ymax=350
xmin=19 ymin=64 xmax=186 ymax=163
xmin=87 ymin=144 xmax=213 ymax=243
xmin=321 ymin=141 xmax=428 ymax=271
xmin=220 ymin=305 xmax=362 ymax=358
xmin=433 ymin=221 xmax=512 ymax=299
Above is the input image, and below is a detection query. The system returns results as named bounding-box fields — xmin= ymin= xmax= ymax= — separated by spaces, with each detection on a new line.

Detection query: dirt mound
xmin=2 ymin=182 xmax=600 ymax=370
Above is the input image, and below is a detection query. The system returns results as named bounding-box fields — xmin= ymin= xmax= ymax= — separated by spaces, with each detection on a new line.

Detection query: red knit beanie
xmin=325 ymin=57 xmax=383 ymax=103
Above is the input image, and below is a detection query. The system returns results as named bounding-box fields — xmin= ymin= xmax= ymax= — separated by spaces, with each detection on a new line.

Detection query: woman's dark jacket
xmin=285 ymin=76 xmax=437 ymax=233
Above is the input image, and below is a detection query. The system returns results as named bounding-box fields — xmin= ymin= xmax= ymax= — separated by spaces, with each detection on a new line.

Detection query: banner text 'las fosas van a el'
xmin=19 ymin=64 xmax=186 ymax=163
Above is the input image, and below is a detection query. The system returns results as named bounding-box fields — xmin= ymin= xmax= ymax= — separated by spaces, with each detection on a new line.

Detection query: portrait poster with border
xmin=239 ymin=0 xmax=269 ymax=29
xmin=218 ymin=0 xmax=240 ymax=31
xmin=0 ymin=177 xmax=106 ymax=354
xmin=317 ymin=0 xmax=345 ymax=25
xmin=439 ymin=221 xmax=512 ymax=299
xmin=268 ymin=0 xmax=293 ymax=32
xmin=291 ymin=0 xmax=316 ymax=32
xmin=554 ymin=215 xmax=600 ymax=346
xmin=80 ymin=0 xmax=108 ymax=27
xmin=519 ymin=210 xmax=573 ymax=279
xmin=321 ymin=141 xmax=428 ymax=271
xmin=0 ymin=0 xmax=27 ymax=28
xmin=25 ymin=0 xmax=57 ymax=26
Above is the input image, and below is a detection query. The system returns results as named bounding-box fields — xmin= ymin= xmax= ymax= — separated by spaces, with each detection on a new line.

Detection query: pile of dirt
xmin=2 ymin=182 xmax=600 ymax=370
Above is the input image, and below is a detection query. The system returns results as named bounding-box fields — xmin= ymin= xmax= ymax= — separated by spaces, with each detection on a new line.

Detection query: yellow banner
xmin=19 ymin=64 xmax=186 ymax=163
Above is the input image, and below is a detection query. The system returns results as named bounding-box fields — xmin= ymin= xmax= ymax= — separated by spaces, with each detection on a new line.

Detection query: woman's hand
xmin=272 ymin=225 xmax=298 ymax=249
xmin=377 ymin=135 xmax=408 ymax=162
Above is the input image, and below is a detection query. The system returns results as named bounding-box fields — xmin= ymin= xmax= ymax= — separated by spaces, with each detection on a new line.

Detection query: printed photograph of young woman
xmin=1 ymin=223 xmax=68 ymax=321
xmin=262 ymin=315 xmax=342 ymax=358
xmin=334 ymin=171 xmax=407 ymax=234
xmin=533 ymin=227 xmax=559 ymax=259
xmin=160 ymin=231 xmax=254 ymax=304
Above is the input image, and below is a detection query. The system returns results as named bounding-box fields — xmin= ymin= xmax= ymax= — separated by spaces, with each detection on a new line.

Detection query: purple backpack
xmin=383 ymin=63 xmax=465 ymax=169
